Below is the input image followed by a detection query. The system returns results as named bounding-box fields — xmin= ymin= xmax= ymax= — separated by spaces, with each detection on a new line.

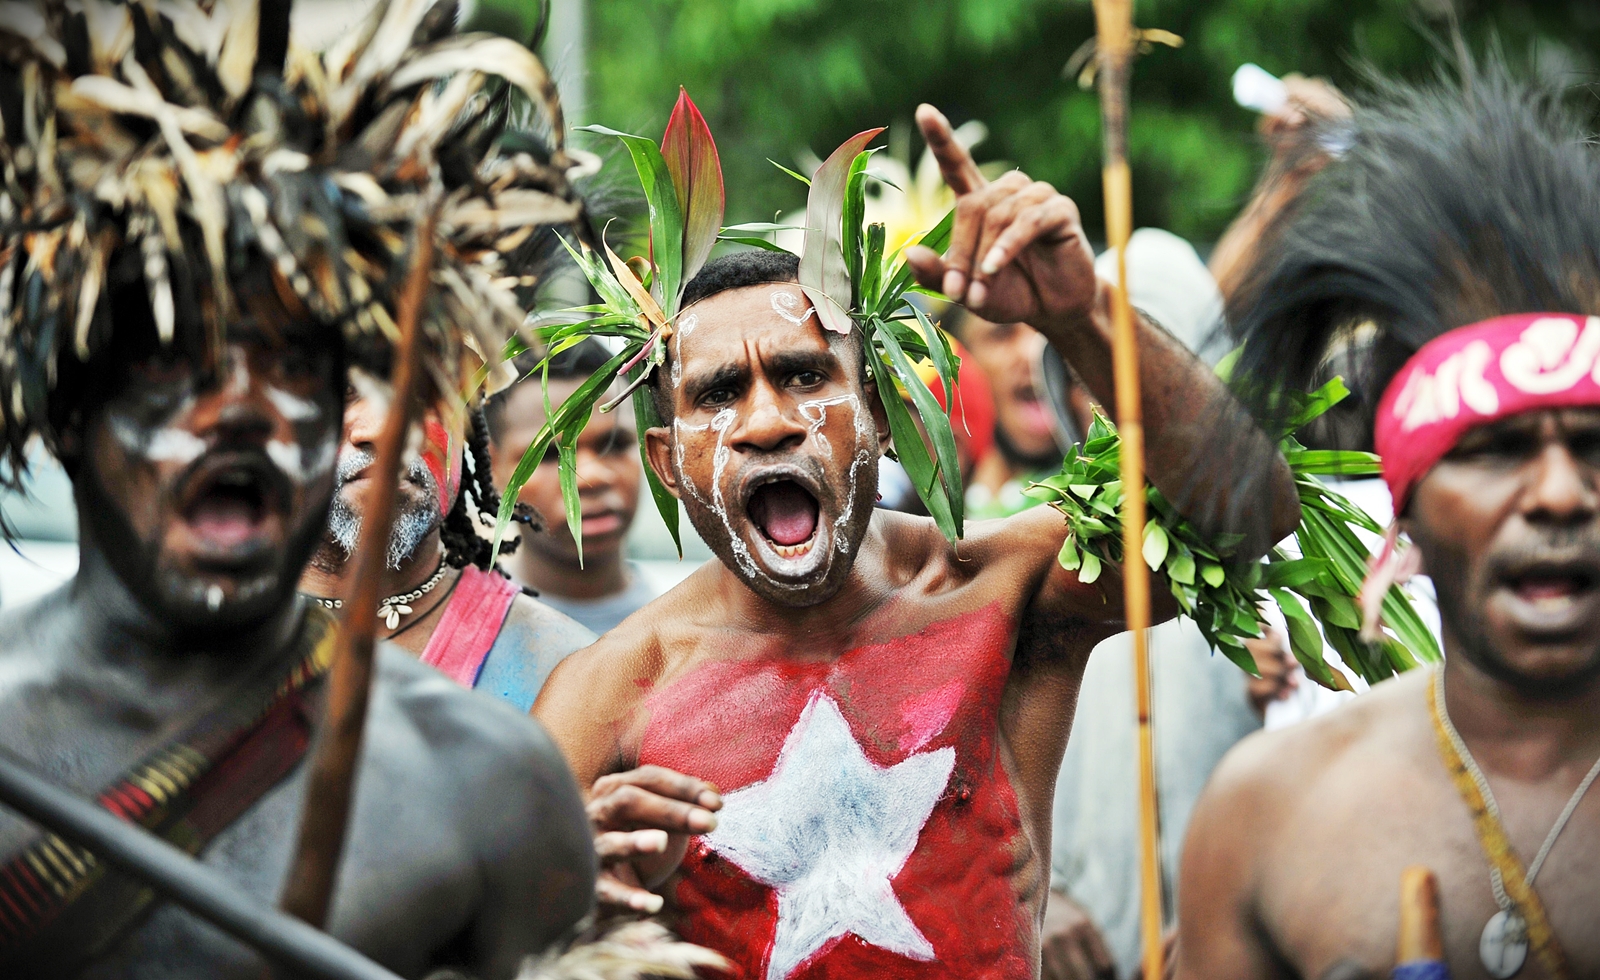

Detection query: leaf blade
xmin=661 ymin=88 xmax=725 ymax=287
xmin=799 ymin=127 xmax=884 ymax=335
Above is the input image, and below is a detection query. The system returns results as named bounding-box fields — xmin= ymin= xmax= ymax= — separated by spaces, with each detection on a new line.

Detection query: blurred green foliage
xmin=540 ymin=0 xmax=1600 ymax=244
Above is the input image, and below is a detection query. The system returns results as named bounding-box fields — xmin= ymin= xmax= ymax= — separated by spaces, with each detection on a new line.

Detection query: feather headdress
xmin=0 ymin=0 xmax=590 ymax=489
xmin=495 ymin=90 xmax=963 ymax=560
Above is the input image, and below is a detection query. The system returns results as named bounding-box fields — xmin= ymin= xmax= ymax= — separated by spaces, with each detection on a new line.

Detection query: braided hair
xmin=439 ymin=404 xmax=539 ymax=571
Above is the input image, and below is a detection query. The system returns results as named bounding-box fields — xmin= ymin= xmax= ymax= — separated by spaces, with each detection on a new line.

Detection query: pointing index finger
xmin=916 ymin=104 xmax=986 ymax=196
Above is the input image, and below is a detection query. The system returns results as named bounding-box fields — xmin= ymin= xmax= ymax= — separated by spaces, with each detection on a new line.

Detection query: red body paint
xmin=421 ymin=416 xmax=460 ymax=515
xmin=640 ymin=603 xmax=1032 ymax=980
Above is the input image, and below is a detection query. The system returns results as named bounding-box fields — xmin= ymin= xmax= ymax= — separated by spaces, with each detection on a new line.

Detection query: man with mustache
xmin=533 ymin=106 xmax=1300 ymax=979
xmin=0 ymin=2 xmax=595 ymax=975
xmin=298 ymin=379 xmax=594 ymax=709
xmin=1177 ymin=67 xmax=1600 ymax=980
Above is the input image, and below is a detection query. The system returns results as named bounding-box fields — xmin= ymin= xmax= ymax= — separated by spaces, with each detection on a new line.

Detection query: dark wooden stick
xmin=279 ymin=208 xmax=439 ymax=927
xmin=1091 ymin=2 xmax=1164 ymax=978
xmin=0 ymin=752 xmax=402 ymax=980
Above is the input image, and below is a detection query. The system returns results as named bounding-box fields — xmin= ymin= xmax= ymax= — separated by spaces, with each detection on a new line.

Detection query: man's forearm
xmin=1032 ymin=280 xmax=1299 ymax=558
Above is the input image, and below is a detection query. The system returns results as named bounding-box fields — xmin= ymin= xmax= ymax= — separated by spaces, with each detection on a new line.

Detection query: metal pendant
xmin=1479 ymin=909 xmax=1528 ymax=979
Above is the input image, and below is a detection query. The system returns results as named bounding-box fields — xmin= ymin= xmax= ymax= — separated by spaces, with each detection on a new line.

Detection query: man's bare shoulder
xmin=534 ymin=579 xmax=679 ymax=709
xmin=1205 ymin=668 xmax=1433 ymax=816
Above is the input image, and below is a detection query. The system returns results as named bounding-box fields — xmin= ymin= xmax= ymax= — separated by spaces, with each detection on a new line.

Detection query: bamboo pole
xmin=1090 ymin=2 xmax=1165 ymax=978
xmin=279 ymin=206 xmax=439 ymax=927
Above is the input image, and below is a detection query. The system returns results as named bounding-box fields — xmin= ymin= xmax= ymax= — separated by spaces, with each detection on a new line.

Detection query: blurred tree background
xmin=479 ymin=0 xmax=1600 ymax=248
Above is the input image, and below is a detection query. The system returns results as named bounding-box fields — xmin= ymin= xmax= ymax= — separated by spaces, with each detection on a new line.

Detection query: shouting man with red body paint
xmin=532 ymin=106 xmax=1300 ymax=978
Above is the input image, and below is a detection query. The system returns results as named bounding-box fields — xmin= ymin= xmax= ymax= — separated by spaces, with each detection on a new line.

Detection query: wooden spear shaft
xmin=1091 ymin=1 xmax=1165 ymax=978
xmin=279 ymin=207 xmax=439 ymax=928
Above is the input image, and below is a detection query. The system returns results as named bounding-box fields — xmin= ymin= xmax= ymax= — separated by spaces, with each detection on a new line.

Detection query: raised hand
xmin=903 ymin=104 xmax=1098 ymax=329
xmin=587 ymin=765 xmax=722 ymax=913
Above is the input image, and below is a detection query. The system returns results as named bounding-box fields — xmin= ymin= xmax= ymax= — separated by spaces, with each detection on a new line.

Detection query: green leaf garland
xmin=1025 ymin=378 xmax=1442 ymax=690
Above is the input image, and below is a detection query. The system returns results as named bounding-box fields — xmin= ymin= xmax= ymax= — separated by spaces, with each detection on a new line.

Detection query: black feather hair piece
xmin=1229 ymin=58 xmax=1600 ymax=438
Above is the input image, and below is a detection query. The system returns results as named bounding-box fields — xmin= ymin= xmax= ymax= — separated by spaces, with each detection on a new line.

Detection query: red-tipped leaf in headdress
xmin=661 ymin=88 xmax=726 ymax=288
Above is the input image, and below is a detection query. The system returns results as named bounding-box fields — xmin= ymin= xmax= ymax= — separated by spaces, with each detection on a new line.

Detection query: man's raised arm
xmin=904 ymin=105 xmax=1299 ymax=560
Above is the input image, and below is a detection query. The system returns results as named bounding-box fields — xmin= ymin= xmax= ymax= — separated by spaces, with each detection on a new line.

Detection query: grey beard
xmin=326 ymin=450 xmax=442 ymax=571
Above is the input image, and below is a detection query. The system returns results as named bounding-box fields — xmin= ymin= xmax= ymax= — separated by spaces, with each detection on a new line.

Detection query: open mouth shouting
xmin=174 ymin=452 xmax=290 ymax=568
xmin=741 ymin=470 xmax=828 ymax=576
xmin=1491 ymin=553 xmax=1600 ymax=638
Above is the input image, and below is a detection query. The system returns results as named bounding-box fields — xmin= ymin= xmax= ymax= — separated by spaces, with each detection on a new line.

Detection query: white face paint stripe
xmin=671 ymin=313 xmax=698 ymax=389
xmin=112 ymin=415 xmax=208 ymax=465
xmin=770 ymin=289 xmax=817 ymax=326
xmin=267 ymin=387 xmax=321 ymax=422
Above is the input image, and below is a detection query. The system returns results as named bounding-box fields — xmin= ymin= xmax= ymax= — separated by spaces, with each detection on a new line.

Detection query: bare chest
xmin=638 ymin=601 xmax=1039 ymax=980
xmin=1261 ymin=756 xmax=1600 ymax=980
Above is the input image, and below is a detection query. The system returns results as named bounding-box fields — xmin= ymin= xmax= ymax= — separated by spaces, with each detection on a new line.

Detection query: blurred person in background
xmin=1212 ymin=68 xmax=1441 ymax=732
xmin=299 ymin=381 xmax=593 ymax=711
xmin=875 ymin=331 xmax=997 ymax=515
xmin=944 ymin=308 xmax=1077 ymax=519
xmin=488 ymin=341 xmax=661 ymax=634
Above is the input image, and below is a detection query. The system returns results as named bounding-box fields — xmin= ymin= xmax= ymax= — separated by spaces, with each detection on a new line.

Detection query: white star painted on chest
xmin=704 ymin=692 xmax=957 ymax=980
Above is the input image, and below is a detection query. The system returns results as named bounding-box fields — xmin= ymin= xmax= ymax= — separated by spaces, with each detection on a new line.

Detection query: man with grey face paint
xmin=0 ymin=3 xmax=597 ymax=974
xmin=299 ymin=383 xmax=594 ymax=711
xmin=533 ymin=106 xmax=1301 ymax=980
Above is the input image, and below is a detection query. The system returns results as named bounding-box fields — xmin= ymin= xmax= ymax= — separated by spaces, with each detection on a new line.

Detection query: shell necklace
xmin=304 ymin=560 xmax=450 ymax=630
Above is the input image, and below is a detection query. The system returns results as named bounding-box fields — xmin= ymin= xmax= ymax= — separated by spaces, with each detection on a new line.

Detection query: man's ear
xmin=643 ymin=425 xmax=683 ymax=499
xmin=864 ymin=379 xmax=893 ymax=456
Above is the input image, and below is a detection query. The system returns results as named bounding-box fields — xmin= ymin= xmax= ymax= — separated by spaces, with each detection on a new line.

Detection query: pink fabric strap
xmin=1375 ymin=313 xmax=1600 ymax=511
xmin=420 ymin=566 xmax=520 ymax=688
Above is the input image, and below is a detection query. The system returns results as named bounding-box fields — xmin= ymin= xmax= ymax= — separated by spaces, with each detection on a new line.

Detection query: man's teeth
xmin=1531 ymin=594 xmax=1575 ymax=612
xmin=773 ymin=538 xmax=815 ymax=560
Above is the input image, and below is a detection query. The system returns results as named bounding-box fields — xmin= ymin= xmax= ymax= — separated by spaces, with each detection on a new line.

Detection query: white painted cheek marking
xmin=671 ymin=313 xmax=698 ymax=389
xmin=225 ymin=346 xmax=251 ymax=397
xmin=266 ymin=439 xmax=335 ymax=483
xmin=673 ymin=418 xmax=712 ymax=508
xmin=796 ymin=393 xmax=863 ymax=457
xmin=706 ymin=408 xmax=763 ymax=580
xmin=266 ymin=387 xmax=321 ymax=422
xmin=796 ymin=394 xmax=872 ymax=555
xmin=113 ymin=417 xmax=208 ymax=465
xmin=771 ymin=290 xmax=817 ymax=326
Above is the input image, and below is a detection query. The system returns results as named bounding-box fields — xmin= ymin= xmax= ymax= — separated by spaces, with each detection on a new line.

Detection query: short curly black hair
xmin=680 ymin=249 xmax=800 ymax=308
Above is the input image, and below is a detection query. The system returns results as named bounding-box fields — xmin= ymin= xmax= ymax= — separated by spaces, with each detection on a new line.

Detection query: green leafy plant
xmin=1025 ymin=377 xmax=1441 ymax=690
xmin=491 ymin=87 xmax=724 ymax=563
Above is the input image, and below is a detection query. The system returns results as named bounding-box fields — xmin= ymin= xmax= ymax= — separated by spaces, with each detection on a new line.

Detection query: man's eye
xmin=1450 ymin=431 xmax=1536 ymax=463
xmin=1566 ymin=432 xmax=1600 ymax=468
xmin=788 ymin=370 xmax=825 ymax=388
xmin=701 ymin=387 xmax=735 ymax=407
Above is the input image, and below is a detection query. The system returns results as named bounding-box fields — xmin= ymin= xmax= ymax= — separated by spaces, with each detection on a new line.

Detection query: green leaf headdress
xmin=0 ymin=0 xmax=587 ymax=491
xmin=500 ymin=92 xmax=966 ymax=559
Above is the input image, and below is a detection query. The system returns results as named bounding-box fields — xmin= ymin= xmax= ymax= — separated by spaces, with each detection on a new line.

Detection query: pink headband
xmin=1374 ymin=313 xmax=1600 ymax=511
